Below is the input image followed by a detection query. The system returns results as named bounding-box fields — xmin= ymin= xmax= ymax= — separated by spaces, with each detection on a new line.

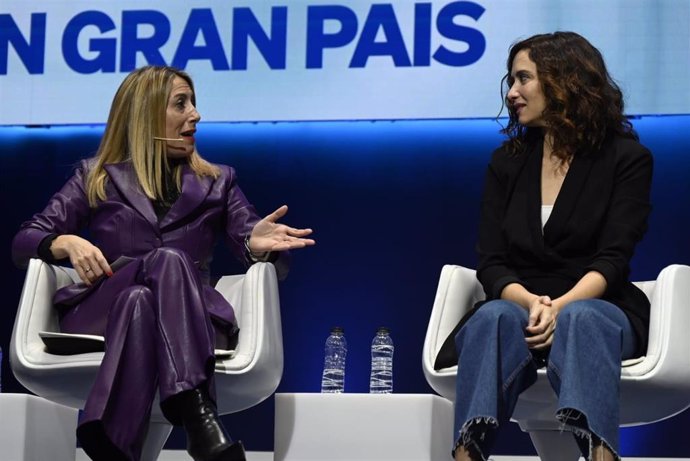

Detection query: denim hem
xmin=556 ymin=408 xmax=621 ymax=461
xmin=452 ymin=416 xmax=498 ymax=461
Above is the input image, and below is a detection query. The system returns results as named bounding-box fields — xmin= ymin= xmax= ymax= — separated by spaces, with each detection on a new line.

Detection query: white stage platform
xmin=0 ymin=393 xmax=78 ymax=460
xmin=274 ymin=393 xmax=453 ymax=461
xmin=75 ymin=451 xmax=275 ymax=460
xmin=75 ymin=452 xmax=690 ymax=461
xmin=2 ymin=392 xmax=688 ymax=460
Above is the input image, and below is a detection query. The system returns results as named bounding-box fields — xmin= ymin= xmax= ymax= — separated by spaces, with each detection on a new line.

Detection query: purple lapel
xmin=104 ymin=163 xmax=158 ymax=229
xmin=160 ymin=164 xmax=213 ymax=229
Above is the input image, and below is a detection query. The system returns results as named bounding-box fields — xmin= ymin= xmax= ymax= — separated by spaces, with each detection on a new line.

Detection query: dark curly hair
xmin=501 ymin=31 xmax=637 ymax=160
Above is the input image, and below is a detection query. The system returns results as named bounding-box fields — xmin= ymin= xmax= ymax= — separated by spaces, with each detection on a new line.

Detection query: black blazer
xmin=435 ymin=134 xmax=653 ymax=369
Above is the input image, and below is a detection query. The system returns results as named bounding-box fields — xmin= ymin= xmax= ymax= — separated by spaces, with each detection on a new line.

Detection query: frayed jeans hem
xmin=452 ymin=416 xmax=498 ymax=461
xmin=556 ymin=408 xmax=621 ymax=461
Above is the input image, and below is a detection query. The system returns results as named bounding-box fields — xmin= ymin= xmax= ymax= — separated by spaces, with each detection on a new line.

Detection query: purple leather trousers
xmin=58 ymin=247 xmax=231 ymax=460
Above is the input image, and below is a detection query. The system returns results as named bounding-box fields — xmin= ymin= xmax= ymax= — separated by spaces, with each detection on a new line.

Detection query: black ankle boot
xmin=177 ymin=388 xmax=247 ymax=461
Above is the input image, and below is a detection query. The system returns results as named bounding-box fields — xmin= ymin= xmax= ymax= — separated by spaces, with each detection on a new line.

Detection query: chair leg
xmin=528 ymin=430 xmax=582 ymax=461
xmin=140 ymin=421 xmax=173 ymax=461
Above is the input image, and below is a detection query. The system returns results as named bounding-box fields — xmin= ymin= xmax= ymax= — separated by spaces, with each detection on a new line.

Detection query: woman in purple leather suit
xmin=11 ymin=66 xmax=315 ymax=461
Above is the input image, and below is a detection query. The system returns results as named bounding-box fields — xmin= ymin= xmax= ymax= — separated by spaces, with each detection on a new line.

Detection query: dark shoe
xmin=211 ymin=440 xmax=247 ymax=461
xmin=177 ymin=387 xmax=246 ymax=461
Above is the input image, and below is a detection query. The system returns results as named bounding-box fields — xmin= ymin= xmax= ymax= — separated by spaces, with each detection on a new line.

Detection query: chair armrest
xmin=213 ymin=262 xmax=284 ymax=414
xmin=214 ymin=262 xmax=281 ymax=373
xmin=11 ymin=259 xmax=79 ymax=362
xmin=422 ymin=265 xmax=485 ymax=373
xmin=624 ymin=264 xmax=690 ymax=383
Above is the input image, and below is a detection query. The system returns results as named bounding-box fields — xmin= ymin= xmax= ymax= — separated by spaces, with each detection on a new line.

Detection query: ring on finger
xmin=84 ymin=267 xmax=92 ymax=273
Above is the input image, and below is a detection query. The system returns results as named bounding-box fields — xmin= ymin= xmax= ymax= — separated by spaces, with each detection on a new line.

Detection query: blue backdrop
xmin=1 ymin=115 xmax=689 ymax=455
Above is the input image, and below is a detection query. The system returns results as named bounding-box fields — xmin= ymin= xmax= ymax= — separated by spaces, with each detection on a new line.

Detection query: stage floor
xmin=76 ymin=453 xmax=690 ymax=461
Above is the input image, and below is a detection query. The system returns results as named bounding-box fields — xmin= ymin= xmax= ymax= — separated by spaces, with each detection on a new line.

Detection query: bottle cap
xmin=376 ymin=327 xmax=390 ymax=334
xmin=331 ymin=326 xmax=344 ymax=334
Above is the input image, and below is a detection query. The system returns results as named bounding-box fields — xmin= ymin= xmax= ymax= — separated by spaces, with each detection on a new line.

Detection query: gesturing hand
xmin=50 ymin=234 xmax=113 ymax=286
xmin=525 ymin=295 xmax=559 ymax=350
xmin=248 ymin=205 xmax=315 ymax=254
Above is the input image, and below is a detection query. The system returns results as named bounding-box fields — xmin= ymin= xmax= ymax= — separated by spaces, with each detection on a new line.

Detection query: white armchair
xmin=10 ymin=258 xmax=283 ymax=461
xmin=422 ymin=264 xmax=690 ymax=460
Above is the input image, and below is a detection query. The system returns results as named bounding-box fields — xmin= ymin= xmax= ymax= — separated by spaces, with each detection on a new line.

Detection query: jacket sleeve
xmin=221 ymin=165 xmax=290 ymax=280
xmin=11 ymin=162 xmax=91 ymax=268
xmin=586 ymin=140 xmax=653 ymax=291
xmin=476 ymin=148 xmax=525 ymax=299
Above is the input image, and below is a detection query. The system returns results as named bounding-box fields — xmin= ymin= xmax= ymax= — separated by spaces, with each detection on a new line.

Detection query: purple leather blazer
xmin=12 ymin=159 xmax=288 ymax=326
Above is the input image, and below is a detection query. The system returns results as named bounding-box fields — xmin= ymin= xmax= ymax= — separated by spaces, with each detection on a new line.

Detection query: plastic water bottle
xmin=321 ymin=327 xmax=347 ymax=393
xmin=369 ymin=327 xmax=394 ymax=394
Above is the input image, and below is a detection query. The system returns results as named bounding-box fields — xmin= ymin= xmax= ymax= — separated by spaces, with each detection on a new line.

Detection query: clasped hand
xmin=525 ymin=295 xmax=560 ymax=349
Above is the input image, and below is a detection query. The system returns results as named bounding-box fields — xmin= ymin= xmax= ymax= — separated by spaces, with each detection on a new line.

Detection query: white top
xmin=541 ymin=205 xmax=554 ymax=231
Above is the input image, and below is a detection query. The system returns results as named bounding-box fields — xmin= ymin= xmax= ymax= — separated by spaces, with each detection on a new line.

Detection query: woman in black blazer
xmin=448 ymin=32 xmax=652 ymax=461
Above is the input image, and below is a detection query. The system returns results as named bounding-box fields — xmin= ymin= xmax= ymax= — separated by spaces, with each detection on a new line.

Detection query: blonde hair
xmin=86 ymin=66 xmax=220 ymax=207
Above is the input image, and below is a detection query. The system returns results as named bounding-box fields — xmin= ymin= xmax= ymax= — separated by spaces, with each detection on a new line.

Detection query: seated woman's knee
xmin=557 ymin=300 xmax=604 ymax=328
xmin=114 ymin=285 xmax=154 ymax=316
xmin=470 ymin=300 xmax=526 ymax=327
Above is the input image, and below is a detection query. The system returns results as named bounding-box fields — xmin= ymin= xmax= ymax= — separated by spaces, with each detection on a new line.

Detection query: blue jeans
xmin=453 ymin=299 xmax=637 ymax=461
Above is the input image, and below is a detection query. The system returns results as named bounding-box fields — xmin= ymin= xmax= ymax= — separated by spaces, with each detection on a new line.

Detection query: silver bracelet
xmin=244 ymin=235 xmax=267 ymax=262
